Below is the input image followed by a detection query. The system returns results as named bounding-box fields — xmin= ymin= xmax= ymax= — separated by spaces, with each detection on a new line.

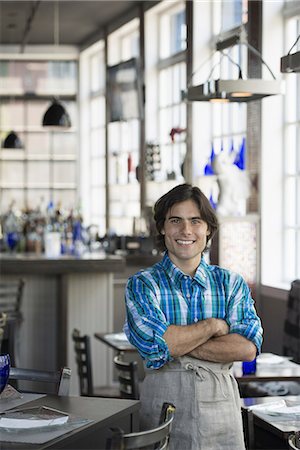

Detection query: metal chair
xmin=72 ymin=328 xmax=120 ymax=397
xmin=9 ymin=367 xmax=71 ymax=396
xmin=0 ymin=279 xmax=24 ymax=366
xmin=106 ymin=402 xmax=176 ymax=450
xmin=241 ymin=407 xmax=255 ymax=450
xmin=0 ymin=312 xmax=7 ymax=351
xmin=289 ymin=432 xmax=300 ymax=449
xmin=113 ymin=354 xmax=139 ymax=400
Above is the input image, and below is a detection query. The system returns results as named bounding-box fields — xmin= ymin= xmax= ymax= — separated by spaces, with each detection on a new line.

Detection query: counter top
xmin=0 ymin=252 xmax=125 ymax=275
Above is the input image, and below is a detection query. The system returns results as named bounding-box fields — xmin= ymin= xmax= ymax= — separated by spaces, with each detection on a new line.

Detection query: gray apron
xmin=139 ymin=356 xmax=246 ymax=450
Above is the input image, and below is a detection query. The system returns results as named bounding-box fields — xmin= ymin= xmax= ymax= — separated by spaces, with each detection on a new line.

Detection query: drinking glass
xmin=0 ymin=354 xmax=10 ymax=394
xmin=242 ymin=358 xmax=257 ymax=375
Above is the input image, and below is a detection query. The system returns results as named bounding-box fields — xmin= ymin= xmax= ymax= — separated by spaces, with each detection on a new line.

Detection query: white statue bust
xmin=212 ymin=151 xmax=251 ymax=216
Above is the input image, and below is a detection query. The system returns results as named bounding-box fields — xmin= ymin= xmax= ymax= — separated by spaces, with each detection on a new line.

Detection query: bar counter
xmin=0 ymin=252 xmax=125 ymax=274
xmin=0 ymin=252 xmax=125 ymax=395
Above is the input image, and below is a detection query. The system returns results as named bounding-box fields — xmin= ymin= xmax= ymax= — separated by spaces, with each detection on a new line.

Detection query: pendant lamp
xmin=3 ymin=131 xmax=23 ymax=149
xmin=280 ymin=34 xmax=300 ymax=73
xmin=42 ymin=99 xmax=71 ymax=127
xmin=42 ymin=1 xmax=71 ymax=128
xmin=185 ymin=28 xmax=283 ymax=103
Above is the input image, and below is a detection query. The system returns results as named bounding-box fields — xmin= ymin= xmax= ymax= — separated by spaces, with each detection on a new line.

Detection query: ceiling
xmin=0 ymin=1 xmax=142 ymax=49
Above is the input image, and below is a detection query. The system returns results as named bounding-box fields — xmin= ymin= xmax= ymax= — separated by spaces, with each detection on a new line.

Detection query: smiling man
xmin=124 ymin=184 xmax=263 ymax=450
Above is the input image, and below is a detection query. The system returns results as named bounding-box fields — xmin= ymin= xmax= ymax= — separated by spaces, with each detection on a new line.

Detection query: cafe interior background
xmin=0 ymin=0 xmax=299 ymax=393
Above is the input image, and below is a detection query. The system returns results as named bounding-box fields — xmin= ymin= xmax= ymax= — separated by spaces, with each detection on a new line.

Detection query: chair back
xmin=0 ymin=279 xmax=24 ymax=365
xmin=283 ymin=279 xmax=300 ymax=363
xmin=0 ymin=279 xmax=24 ymax=315
xmin=241 ymin=407 xmax=255 ymax=450
xmin=72 ymin=328 xmax=93 ymax=396
xmin=288 ymin=432 xmax=300 ymax=449
xmin=0 ymin=312 xmax=7 ymax=350
xmin=107 ymin=402 xmax=176 ymax=450
xmin=9 ymin=367 xmax=71 ymax=396
xmin=113 ymin=355 xmax=139 ymax=400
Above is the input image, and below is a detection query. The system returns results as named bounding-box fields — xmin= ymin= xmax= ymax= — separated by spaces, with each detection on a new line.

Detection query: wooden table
xmin=0 ymin=394 xmax=140 ymax=449
xmin=242 ymin=395 xmax=300 ymax=450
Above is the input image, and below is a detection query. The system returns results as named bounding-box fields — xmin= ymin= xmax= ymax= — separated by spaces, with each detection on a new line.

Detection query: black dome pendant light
xmin=42 ymin=1 xmax=71 ymax=129
xmin=3 ymin=131 xmax=23 ymax=149
xmin=42 ymin=99 xmax=71 ymax=127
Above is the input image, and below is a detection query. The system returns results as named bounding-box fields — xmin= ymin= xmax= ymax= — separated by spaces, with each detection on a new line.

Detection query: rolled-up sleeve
xmin=124 ymin=274 xmax=171 ymax=369
xmin=227 ymin=273 xmax=263 ymax=353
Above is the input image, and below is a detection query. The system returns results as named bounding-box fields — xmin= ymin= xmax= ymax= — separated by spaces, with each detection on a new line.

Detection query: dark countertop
xmin=0 ymin=252 xmax=125 ymax=275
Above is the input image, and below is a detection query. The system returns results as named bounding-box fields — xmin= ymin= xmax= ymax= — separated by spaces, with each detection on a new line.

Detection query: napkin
xmin=248 ymin=399 xmax=300 ymax=416
xmin=256 ymin=353 xmax=290 ymax=365
xmin=0 ymin=406 xmax=69 ymax=429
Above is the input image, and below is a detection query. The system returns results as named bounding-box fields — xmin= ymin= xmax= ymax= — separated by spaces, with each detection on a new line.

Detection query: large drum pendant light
xmin=42 ymin=1 xmax=71 ymax=128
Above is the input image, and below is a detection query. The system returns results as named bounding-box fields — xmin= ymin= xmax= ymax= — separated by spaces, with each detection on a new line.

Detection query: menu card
xmin=0 ymin=406 xmax=69 ymax=430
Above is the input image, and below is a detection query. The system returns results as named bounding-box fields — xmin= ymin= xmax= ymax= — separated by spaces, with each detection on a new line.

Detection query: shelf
xmin=0 ymin=183 xmax=76 ymax=190
xmin=0 ymin=153 xmax=76 ymax=162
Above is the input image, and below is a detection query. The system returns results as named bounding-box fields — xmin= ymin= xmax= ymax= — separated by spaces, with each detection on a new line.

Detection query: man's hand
xmin=189 ymin=333 xmax=257 ymax=363
xmin=163 ymin=318 xmax=229 ymax=358
xmin=213 ymin=319 xmax=230 ymax=337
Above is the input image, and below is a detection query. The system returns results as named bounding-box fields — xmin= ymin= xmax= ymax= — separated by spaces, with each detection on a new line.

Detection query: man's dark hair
xmin=153 ymin=183 xmax=218 ymax=252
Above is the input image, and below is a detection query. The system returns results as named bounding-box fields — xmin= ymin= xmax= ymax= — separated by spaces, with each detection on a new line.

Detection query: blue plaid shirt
xmin=124 ymin=252 xmax=263 ymax=369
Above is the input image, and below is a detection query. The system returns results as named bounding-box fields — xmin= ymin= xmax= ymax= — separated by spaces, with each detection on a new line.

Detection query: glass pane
xmin=159 ymin=68 xmax=171 ymax=107
xmin=221 ymin=0 xmax=245 ymax=32
xmin=91 ymin=187 xmax=106 ymax=216
xmin=52 ymin=190 xmax=76 ymax=209
xmin=108 ymin=122 xmax=121 ymax=154
xmin=53 ymin=162 xmax=76 ymax=184
xmin=1 ymin=189 xmax=24 ymax=210
xmin=284 ymin=229 xmax=296 ymax=282
xmin=0 ymin=60 xmax=77 ymax=95
xmin=0 ymin=101 xmax=24 ymax=128
xmin=159 ymin=108 xmax=172 ymax=144
xmin=284 ymin=177 xmax=296 ymax=226
xmin=90 ymin=97 xmax=105 ymax=128
xmin=285 ymin=125 xmax=297 ymax=175
xmin=285 ymin=74 xmax=297 ymax=123
xmin=91 ymin=52 xmax=103 ymax=93
xmin=1 ymin=161 xmax=24 ymax=185
xmin=91 ymin=157 xmax=106 ymax=186
xmin=28 ymin=162 xmax=50 ymax=186
xmin=27 ymin=101 xmax=50 ymax=128
xmin=91 ymin=128 xmax=105 ymax=157
xmin=52 ymin=132 xmax=77 ymax=156
xmin=110 ymin=216 xmax=133 ymax=235
xmin=27 ymin=133 xmax=50 ymax=155
xmin=26 ymin=189 xmax=50 ymax=209
xmin=171 ymin=9 xmax=186 ymax=54
xmin=298 ymin=178 xmax=300 ymax=226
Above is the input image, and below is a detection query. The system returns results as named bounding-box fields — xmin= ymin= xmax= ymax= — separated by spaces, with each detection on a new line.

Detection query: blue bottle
xmin=242 ymin=358 xmax=257 ymax=375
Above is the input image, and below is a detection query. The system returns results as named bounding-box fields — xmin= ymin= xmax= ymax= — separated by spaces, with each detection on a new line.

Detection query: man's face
xmin=161 ymin=199 xmax=210 ymax=271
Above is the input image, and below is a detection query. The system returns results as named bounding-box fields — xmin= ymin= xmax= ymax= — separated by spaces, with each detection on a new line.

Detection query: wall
xmin=259 ymin=286 xmax=288 ymax=354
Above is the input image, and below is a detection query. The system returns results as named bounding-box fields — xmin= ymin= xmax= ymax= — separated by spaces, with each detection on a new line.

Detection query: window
xmin=107 ymin=19 xmax=140 ymax=235
xmin=0 ymin=59 xmax=78 ymax=212
xmin=283 ymin=14 xmax=300 ymax=282
xmin=145 ymin=1 xmax=187 ymax=205
xmin=80 ymin=40 xmax=106 ymax=235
